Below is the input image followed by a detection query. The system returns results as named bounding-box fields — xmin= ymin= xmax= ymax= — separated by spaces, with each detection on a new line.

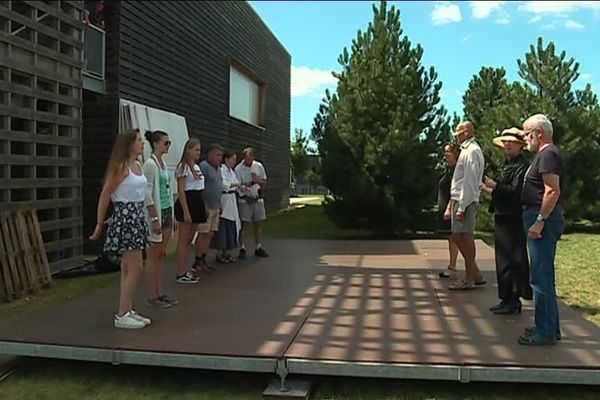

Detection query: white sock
xmin=256 ymin=243 xmax=262 ymax=249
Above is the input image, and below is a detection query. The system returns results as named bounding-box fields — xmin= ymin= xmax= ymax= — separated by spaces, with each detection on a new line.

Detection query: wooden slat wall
xmin=80 ymin=0 xmax=120 ymax=251
xmin=0 ymin=0 xmax=84 ymax=272
xmin=82 ymin=1 xmax=291 ymax=251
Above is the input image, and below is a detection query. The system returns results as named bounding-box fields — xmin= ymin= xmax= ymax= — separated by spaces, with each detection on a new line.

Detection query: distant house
xmin=294 ymin=154 xmax=328 ymax=195
xmin=0 ymin=0 xmax=291 ymax=270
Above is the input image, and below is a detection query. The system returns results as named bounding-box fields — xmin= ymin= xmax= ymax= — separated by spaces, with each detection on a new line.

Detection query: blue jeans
xmin=522 ymin=206 xmax=564 ymax=338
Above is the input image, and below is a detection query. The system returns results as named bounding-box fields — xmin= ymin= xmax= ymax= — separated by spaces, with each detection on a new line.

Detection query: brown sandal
xmin=448 ymin=280 xmax=475 ymax=290
xmin=439 ymin=266 xmax=457 ymax=278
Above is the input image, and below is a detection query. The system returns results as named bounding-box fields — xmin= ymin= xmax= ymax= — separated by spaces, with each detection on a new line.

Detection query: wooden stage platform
xmin=1 ymin=239 xmax=599 ymax=386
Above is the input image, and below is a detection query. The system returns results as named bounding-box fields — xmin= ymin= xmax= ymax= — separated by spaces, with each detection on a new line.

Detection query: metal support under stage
xmin=285 ymin=359 xmax=600 ymax=386
xmin=1 ymin=341 xmax=599 ymax=386
xmin=0 ymin=342 xmax=277 ymax=374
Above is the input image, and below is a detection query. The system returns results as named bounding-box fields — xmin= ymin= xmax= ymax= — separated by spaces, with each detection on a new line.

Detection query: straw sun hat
xmin=492 ymin=127 xmax=527 ymax=148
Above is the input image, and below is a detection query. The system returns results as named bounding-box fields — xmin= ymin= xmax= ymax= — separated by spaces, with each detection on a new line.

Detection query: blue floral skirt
xmin=103 ymin=201 xmax=149 ymax=255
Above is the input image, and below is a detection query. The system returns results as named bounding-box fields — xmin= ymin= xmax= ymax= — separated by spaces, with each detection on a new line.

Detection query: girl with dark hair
xmin=438 ymin=143 xmax=462 ymax=279
xmin=90 ymin=129 xmax=151 ymax=329
xmin=143 ymin=130 xmax=177 ymax=307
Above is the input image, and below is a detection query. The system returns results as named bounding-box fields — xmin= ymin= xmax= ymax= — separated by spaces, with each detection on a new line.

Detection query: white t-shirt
xmin=235 ymin=160 xmax=267 ymax=199
xmin=176 ymin=163 xmax=205 ymax=191
xmin=235 ymin=160 xmax=266 ymax=185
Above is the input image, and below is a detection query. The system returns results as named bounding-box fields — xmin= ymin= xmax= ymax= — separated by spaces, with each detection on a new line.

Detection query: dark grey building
xmin=1 ymin=0 xmax=291 ymax=269
xmin=1 ymin=1 xmax=84 ymax=272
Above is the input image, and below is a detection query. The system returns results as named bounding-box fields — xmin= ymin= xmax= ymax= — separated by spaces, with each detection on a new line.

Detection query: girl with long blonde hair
xmin=90 ymin=129 xmax=151 ymax=329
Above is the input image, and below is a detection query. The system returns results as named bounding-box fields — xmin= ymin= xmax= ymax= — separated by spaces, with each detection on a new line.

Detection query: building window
xmin=229 ymin=64 xmax=265 ymax=127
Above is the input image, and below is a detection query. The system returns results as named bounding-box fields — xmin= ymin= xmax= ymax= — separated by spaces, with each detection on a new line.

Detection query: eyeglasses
xmin=523 ymin=129 xmax=537 ymax=137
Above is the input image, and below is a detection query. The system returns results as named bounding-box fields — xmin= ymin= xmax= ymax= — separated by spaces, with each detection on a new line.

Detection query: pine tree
xmin=462 ymin=67 xmax=513 ymax=177
xmin=312 ymin=1 xmax=449 ymax=234
xmin=290 ymin=128 xmax=310 ymax=183
xmin=462 ymin=37 xmax=600 ymax=223
xmin=517 ymin=38 xmax=600 ymax=221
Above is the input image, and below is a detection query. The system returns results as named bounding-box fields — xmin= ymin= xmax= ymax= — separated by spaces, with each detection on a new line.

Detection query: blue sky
xmin=249 ymin=1 xmax=600 ymax=139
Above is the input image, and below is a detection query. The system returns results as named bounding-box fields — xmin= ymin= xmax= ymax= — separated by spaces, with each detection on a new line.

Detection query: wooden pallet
xmin=0 ymin=211 xmax=52 ymax=302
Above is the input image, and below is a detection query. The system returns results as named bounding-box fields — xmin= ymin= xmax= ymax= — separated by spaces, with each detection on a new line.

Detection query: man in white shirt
xmin=447 ymin=121 xmax=486 ymax=290
xmin=235 ymin=147 xmax=268 ymax=258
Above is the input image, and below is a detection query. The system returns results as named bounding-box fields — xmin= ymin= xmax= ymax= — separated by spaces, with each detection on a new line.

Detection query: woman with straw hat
xmin=482 ymin=127 xmax=533 ymax=314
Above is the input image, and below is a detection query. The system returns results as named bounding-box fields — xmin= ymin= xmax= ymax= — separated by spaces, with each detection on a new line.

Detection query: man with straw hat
xmin=482 ymin=127 xmax=532 ymax=315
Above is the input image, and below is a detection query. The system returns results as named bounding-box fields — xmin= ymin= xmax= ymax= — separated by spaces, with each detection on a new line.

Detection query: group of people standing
xmin=437 ymin=114 xmax=565 ymax=346
xmin=91 ymin=129 xmax=269 ymax=330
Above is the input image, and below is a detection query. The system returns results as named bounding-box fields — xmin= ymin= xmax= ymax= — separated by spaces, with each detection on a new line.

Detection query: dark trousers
xmin=494 ymin=213 xmax=532 ymax=302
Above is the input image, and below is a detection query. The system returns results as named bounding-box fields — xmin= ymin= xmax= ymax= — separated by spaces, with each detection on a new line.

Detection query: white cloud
xmin=291 ymin=66 xmax=337 ymax=98
xmin=470 ymin=1 xmax=505 ymax=19
xmin=564 ymin=19 xmax=585 ymax=29
xmin=431 ymin=3 xmax=462 ymax=25
xmin=580 ymin=73 xmax=593 ymax=81
xmin=519 ymin=1 xmax=600 ymax=15
xmin=542 ymin=23 xmax=556 ymax=30
xmin=495 ymin=14 xmax=511 ymax=24
xmin=528 ymin=15 xmax=542 ymax=23
xmin=462 ymin=34 xmax=471 ymax=43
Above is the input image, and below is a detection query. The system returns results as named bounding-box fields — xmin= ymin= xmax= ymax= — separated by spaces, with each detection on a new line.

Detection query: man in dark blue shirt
xmin=519 ymin=114 xmax=565 ymax=346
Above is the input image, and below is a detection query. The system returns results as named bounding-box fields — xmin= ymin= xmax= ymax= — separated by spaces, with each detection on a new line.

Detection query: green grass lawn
xmin=1 ymin=199 xmax=599 ymax=399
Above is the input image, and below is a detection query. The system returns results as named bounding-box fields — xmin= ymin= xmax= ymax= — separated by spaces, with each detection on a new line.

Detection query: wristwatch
xmin=151 ymin=216 xmax=159 ymax=223
xmin=536 ymin=214 xmax=546 ymax=223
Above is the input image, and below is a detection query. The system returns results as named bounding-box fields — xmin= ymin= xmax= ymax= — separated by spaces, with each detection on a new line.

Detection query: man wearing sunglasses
xmin=519 ymin=114 xmax=565 ymax=346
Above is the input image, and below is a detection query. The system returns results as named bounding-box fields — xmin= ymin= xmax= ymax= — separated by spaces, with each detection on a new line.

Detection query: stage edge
xmin=0 ymin=342 xmax=278 ymax=373
xmin=285 ymin=359 xmax=600 ymax=385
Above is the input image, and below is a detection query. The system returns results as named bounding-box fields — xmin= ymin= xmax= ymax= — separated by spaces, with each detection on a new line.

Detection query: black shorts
xmin=174 ymin=190 xmax=207 ymax=223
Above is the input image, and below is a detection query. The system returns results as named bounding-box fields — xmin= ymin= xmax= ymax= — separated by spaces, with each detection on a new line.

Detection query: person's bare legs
xmin=253 ymin=221 xmax=262 ymax=248
xmin=176 ymin=223 xmax=195 ymax=276
xmin=240 ymin=221 xmax=248 ymax=247
xmin=145 ymin=242 xmax=160 ymax=300
xmin=194 ymin=232 xmax=204 ymax=258
xmin=156 ymin=227 xmax=172 ymax=296
xmin=449 ymin=236 xmax=459 ymax=269
xmin=238 ymin=221 xmax=248 ymax=258
xmin=118 ymin=250 xmax=143 ymax=316
xmin=452 ymin=233 xmax=481 ymax=283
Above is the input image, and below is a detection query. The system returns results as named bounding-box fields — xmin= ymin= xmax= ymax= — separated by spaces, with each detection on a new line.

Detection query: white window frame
xmin=228 ymin=63 xmax=265 ymax=128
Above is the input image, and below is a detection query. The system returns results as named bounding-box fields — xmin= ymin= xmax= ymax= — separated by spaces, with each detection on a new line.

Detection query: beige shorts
xmin=238 ymin=199 xmax=266 ymax=222
xmin=451 ymin=201 xmax=478 ymax=234
xmin=197 ymin=208 xmax=220 ymax=233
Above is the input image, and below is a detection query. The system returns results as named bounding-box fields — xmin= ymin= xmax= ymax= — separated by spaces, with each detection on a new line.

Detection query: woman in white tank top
xmin=90 ymin=129 xmax=151 ymax=330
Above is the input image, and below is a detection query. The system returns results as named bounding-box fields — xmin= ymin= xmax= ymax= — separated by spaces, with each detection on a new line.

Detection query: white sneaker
xmin=114 ymin=312 xmax=145 ymax=329
xmin=130 ymin=310 xmax=151 ymax=326
xmin=176 ymin=272 xmax=200 ymax=284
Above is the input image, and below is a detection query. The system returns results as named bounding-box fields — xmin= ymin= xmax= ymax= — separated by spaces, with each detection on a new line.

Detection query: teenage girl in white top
xmin=173 ymin=138 xmax=205 ymax=284
xmin=90 ymin=129 xmax=151 ymax=330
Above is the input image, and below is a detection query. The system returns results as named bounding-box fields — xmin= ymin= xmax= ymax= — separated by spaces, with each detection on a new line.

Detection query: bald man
xmin=448 ymin=121 xmax=486 ymax=290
